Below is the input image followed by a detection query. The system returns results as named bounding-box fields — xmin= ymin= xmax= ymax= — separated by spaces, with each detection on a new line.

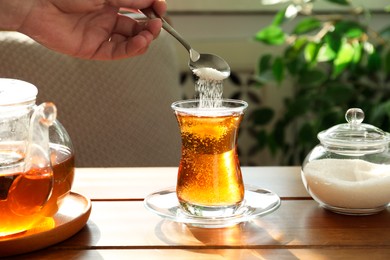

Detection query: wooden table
xmin=12 ymin=167 xmax=390 ymax=259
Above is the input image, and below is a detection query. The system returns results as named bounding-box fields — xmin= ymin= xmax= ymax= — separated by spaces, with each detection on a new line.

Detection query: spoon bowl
xmin=189 ymin=53 xmax=230 ymax=79
xmin=141 ymin=8 xmax=230 ymax=79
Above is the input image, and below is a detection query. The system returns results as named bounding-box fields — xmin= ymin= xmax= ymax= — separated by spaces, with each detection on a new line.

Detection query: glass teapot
xmin=0 ymin=78 xmax=74 ymax=236
xmin=301 ymin=108 xmax=390 ymax=215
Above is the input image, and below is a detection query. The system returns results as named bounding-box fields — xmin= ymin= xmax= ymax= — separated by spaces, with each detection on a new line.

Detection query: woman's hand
xmin=1 ymin=0 xmax=167 ymax=60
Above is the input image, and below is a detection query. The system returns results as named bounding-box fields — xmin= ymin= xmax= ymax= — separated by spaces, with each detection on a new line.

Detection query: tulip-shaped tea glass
xmin=171 ymin=99 xmax=248 ymax=217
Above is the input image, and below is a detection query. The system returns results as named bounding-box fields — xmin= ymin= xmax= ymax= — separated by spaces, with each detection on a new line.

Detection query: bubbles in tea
xmin=175 ymin=110 xmax=245 ymax=211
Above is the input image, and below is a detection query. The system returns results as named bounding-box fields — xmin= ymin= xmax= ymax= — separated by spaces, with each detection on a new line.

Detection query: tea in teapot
xmin=0 ymin=79 xmax=74 ymax=236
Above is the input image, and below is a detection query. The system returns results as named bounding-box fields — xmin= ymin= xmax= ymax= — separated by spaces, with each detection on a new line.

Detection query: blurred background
xmin=166 ymin=0 xmax=390 ymax=166
xmin=1 ymin=0 xmax=388 ymax=167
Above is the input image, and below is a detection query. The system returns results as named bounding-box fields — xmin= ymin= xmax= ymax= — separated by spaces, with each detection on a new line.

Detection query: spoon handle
xmin=141 ymin=8 xmax=192 ymax=53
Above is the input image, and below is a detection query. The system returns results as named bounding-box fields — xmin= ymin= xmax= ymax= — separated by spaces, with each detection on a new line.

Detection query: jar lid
xmin=318 ymin=108 xmax=390 ymax=154
xmin=0 ymin=78 xmax=37 ymax=106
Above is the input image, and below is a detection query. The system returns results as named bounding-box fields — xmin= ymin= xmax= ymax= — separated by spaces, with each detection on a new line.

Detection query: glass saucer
xmin=144 ymin=185 xmax=281 ymax=228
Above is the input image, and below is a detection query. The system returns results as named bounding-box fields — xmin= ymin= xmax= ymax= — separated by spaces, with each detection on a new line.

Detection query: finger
xmin=113 ymin=15 xmax=140 ymax=37
xmin=108 ymin=33 xmax=126 ymax=43
xmin=114 ymin=15 xmax=162 ymax=39
xmin=92 ymin=29 xmax=154 ymax=59
xmin=152 ymin=0 xmax=167 ymax=17
xmin=50 ymin=0 xmax=107 ymax=12
xmin=116 ymin=32 xmax=152 ymax=58
xmin=143 ymin=18 xmax=162 ymax=39
xmin=108 ymin=0 xmax=167 ymax=16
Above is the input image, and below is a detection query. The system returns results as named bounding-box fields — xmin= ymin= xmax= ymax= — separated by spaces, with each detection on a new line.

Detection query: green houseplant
xmin=251 ymin=0 xmax=390 ymax=165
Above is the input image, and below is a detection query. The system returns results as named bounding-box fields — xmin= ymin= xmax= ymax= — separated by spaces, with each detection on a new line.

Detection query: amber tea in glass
xmin=172 ymin=99 xmax=248 ymax=217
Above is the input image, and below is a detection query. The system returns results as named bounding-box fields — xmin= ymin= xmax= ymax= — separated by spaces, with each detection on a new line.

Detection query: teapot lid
xmin=0 ymin=78 xmax=37 ymax=106
xmin=318 ymin=108 xmax=390 ymax=154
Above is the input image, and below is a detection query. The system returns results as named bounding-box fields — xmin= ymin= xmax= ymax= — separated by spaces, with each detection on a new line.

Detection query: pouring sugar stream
xmin=191 ymin=67 xmax=229 ymax=108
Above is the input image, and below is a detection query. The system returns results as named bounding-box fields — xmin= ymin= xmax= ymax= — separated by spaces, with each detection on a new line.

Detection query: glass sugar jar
xmin=301 ymin=108 xmax=390 ymax=215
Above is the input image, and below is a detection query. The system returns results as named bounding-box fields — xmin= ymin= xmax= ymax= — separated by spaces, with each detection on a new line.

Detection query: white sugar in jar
xmin=301 ymin=108 xmax=390 ymax=215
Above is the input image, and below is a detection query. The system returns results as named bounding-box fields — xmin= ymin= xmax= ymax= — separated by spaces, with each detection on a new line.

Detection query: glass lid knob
xmin=345 ymin=108 xmax=364 ymax=126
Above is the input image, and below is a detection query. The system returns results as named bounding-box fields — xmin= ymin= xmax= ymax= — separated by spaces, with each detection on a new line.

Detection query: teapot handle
xmin=24 ymin=102 xmax=57 ymax=175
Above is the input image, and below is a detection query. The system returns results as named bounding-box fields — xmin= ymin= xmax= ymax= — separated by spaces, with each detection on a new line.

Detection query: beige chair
xmin=0 ymin=31 xmax=181 ymax=167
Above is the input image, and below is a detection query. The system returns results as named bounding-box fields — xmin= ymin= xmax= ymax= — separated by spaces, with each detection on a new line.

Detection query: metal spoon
xmin=141 ymin=8 xmax=230 ymax=78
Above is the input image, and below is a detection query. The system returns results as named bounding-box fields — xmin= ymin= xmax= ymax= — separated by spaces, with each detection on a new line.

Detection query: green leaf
xmin=272 ymin=7 xmax=287 ymax=26
xmin=255 ymin=130 xmax=268 ymax=150
xmin=285 ymin=55 xmax=306 ymax=75
xmin=304 ymin=42 xmax=321 ymax=66
xmin=284 ymin=37 xmax=307 ymax=61
xmin=285 ymin=97 xmax=310 ymax=118
xmin=298 ymin=69 xmax=327 ymax=87
xmin=325 ymin=32 xmax=342 ymax=53
xmin=284 ymin=38 xmax=308 ymax=74
xmin=272 ymin=57 xmax=284 ymax=83
xmin=334 ymin=21 xmax=365 ymax=39
xmin=324 ymin=83 xmax=354 ymax=104
xmin=272 ymin=120 xmax=286 ymax=147
xmin=385 ymin=50 xmax=390 ymax=74
xmin=256 ymin=55 xmax=277 ymax=83
xmin=258 ymin=54 xmax=273 ymax=72
xmin=351 ymin=41 xmax=363 ymax=64
xmin=332 ymin=41 xmax=355 ymax=78
xmin=323 ymin=0 xmax=350 ymax=6
xmin=289 ymin=37 xmax=308 ymax=52
xmin=293 ymin=18 xmax=322 ymax=35
xmin=253 ymin=71 xmax=274 ymax=85
xmin=249 ymin=108 xmax=275 ymax=125
xmin=254 ymin=25 xmax=286 ymax=45
xmin=298 ymin=123 xmax=316 ymax=145
xmin=370 ymin=102 xmax=390 ymax=123
xmin=267 ymin=132 xmax=278 ymax=156
xmin=367 ymin=50 xmax=382 ymax=73
xmin=316 ymin=43 xmax=336 ymax=62
xmin=380 ymin=26 xmax=390 ymax=40
xmin=320 ymin=108 xmax=344 ymax=129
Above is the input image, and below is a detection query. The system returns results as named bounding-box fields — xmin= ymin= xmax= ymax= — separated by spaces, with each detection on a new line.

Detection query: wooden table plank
xmin=243 ymin=167 xmax=306 ymax=199
xmin=14 ymin=248 xmax=390 ymax=260
xmin=72 ymin=167 xmax=308 ymax=200
xmin=7 ymin=166 xmax=390 ymax=259
xmin=56 ymin=200 xmax=390 ymax=248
